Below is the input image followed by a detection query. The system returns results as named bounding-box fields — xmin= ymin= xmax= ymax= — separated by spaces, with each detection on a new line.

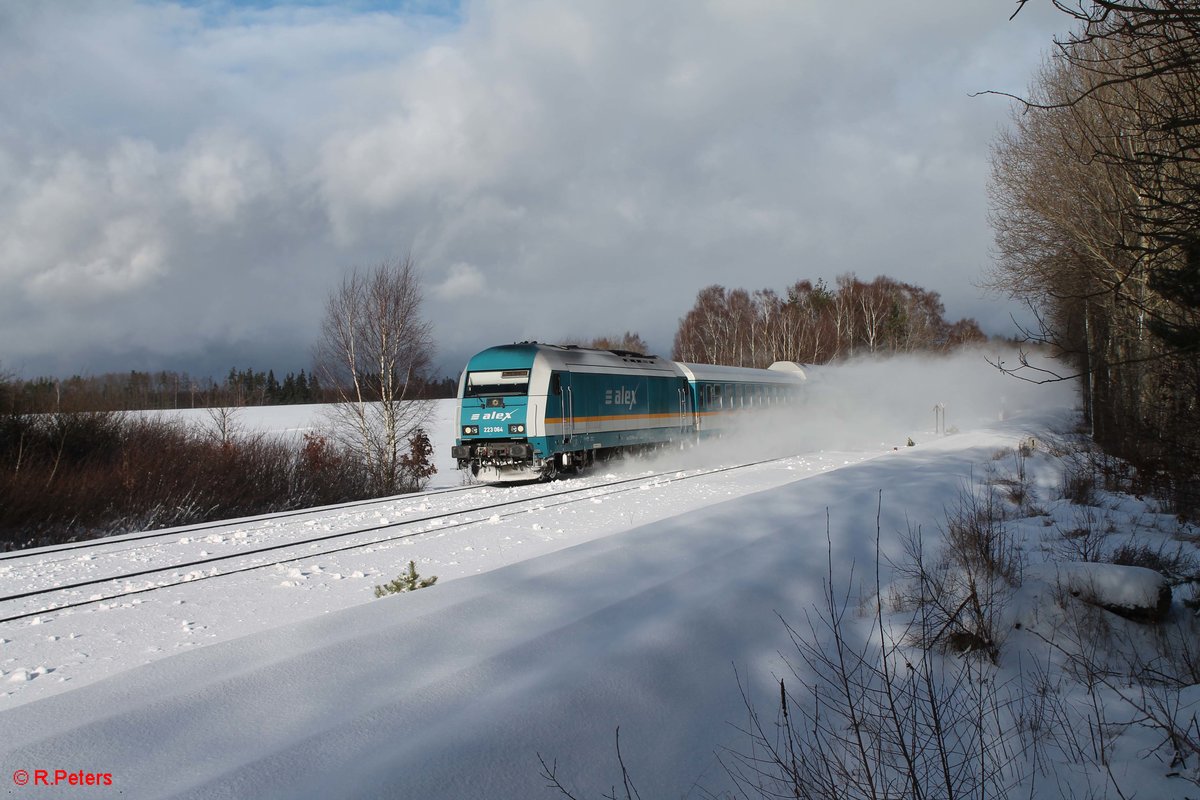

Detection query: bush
xmin=1062 ymin=463 xmax=1098 ymax=506
xmin=1109 ymin=540 xmax=1200 ymax=585
xmin=399 ymin=428 xmax=437 ymax=491
xmin=0 ymin=410 xmax=408 ymax=550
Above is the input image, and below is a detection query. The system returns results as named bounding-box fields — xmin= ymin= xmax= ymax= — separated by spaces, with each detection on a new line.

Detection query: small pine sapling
xmin=374 ymin=560 xmax=438 ymax=597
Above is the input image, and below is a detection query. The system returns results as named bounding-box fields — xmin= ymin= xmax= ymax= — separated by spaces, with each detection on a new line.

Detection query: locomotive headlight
xmin=462 ymin=425 xmax=479 ymax=436
xmin=509 ymin=423 xmax=525 ymax=434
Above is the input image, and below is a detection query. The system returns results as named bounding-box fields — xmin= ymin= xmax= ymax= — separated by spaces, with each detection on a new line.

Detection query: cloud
xmin=179 ymin=130 xmax=275 ymax=225
xmin=0 ymin=0 xmax=1072 ymax=377
xmin=26 ymin=218 xmax=167 ymax=303
xmin=433 ymin=262 xmax=487 ymax=300
xmin=1 ymin=142 xmax=169 ymax=303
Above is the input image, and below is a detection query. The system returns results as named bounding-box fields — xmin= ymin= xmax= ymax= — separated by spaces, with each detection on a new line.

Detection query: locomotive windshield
xmin=465 ymin=369 xmax=530 ymax=397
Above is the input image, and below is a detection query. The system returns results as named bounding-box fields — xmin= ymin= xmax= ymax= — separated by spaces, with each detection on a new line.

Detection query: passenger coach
xmin=677 ymin=361 xmax=807 ymax=438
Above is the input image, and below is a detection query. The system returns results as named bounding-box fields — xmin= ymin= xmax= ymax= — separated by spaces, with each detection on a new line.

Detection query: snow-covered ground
xmin=2 ymin=352 xmax=1197 ymax=799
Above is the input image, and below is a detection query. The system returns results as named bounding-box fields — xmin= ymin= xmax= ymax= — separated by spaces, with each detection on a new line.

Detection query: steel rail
xmin=0 ymin=482 xmax=486 ymax=563
xmin=0 ymin=457 xmax=788 ymax=625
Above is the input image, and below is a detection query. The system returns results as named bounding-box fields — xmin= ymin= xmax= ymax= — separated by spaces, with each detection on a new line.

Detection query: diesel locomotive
xmin=450 ymin=342 xmax=807 ymax=482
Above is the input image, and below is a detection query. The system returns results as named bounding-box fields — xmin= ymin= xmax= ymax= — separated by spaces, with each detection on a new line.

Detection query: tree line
xmin=0 ymin=365 xmax=457 ymax=415
xmin=671 ymin=274 xmax=987 ymax=367
xmin=2 ymin=273 xmax=982 ymax=416
xmin=992 ymin=0 xmax=1200 ymax=516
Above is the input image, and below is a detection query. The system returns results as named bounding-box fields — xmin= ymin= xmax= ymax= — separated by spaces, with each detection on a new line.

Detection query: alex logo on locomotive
xmin=604 ymin=387 xmax=639 ymax=408
xmin=469 ymin=410 xmax=518 ymax=421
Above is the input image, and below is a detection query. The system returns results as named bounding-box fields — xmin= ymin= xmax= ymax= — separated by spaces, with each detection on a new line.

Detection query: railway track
xmin=0 ymin=481 xmax=486 ymax=564
xmin=0 ymin=456 xmax=790 ymax=625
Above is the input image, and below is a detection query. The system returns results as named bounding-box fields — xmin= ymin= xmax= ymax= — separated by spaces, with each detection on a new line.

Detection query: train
xmin=450 ymin=342 xmax=807 ymax=481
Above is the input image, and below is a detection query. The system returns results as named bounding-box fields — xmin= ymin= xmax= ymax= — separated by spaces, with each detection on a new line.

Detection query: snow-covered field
xmin=2 ymin=352 xmax=1197 ymax=799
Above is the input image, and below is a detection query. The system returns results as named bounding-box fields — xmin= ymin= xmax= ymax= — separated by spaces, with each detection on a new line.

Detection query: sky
xmin=0 ymin=0 xmax=1073 ymax=381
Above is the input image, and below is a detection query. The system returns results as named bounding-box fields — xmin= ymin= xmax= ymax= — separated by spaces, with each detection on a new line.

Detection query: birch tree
xmin=315 ymin=257 xmax=434 ymax=495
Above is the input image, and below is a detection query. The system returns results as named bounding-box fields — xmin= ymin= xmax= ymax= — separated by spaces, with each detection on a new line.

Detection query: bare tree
xmin=204 ymin=406 xmax=244 ymax=448
xmin=0 ymin=362 xmax=15 ymax=415
xmin=784 ymin=279 xmax=837 ymax=364
xmin=564 ymin=332 xmax=651 ymax=354
xmin=989 ymin=2 xmax=1200 ymax=515
xmin=314 ymin=257 xmax=434 ymax=495
xmin=672 ymin=285 xmax=728 ymax=364
xmin=672 ymin=277 xmax=980 ymax=368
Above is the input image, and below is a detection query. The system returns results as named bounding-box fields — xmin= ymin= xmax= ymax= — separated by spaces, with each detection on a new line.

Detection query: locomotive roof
xmin=676 ymin=361 xmax=807 ymax=385
xmin=465 ymin=342 xmax=678 ymax=376
xmin=464 ymin=343 xmax=807 ymax=384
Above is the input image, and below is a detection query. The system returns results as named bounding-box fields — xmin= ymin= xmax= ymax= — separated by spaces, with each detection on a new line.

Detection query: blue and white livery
xmin=451 ymin=342 xmax=807 ymax=482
